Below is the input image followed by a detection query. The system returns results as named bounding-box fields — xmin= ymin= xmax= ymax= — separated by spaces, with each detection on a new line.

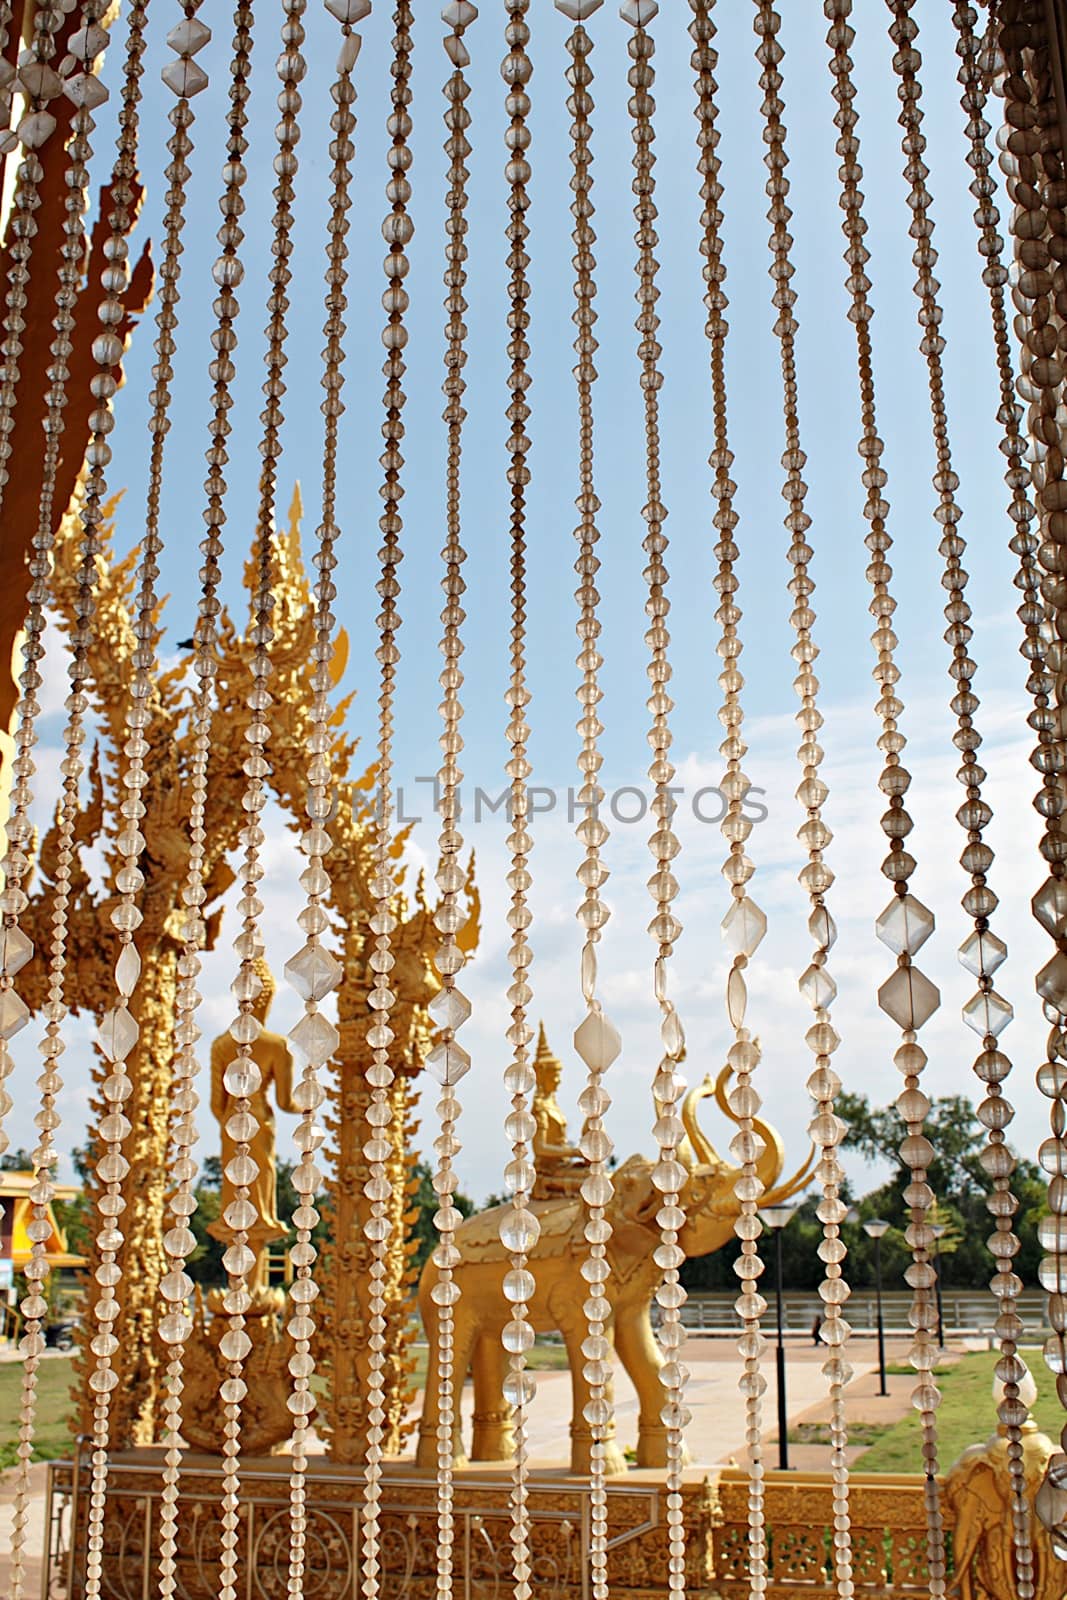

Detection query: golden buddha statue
xmin=207 ymin=959 xmax=297 ymax=1290
xmin=531 ymin=1024 xmax=586 ymax=1201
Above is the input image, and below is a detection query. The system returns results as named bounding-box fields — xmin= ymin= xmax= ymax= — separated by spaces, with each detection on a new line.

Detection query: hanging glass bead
xmin=751 ymin=6 xmax=854 ymax=1591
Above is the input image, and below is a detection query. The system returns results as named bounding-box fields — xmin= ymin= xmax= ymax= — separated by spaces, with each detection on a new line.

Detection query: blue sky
xmin=9 ymin=1 xmax=1052 ymax=1211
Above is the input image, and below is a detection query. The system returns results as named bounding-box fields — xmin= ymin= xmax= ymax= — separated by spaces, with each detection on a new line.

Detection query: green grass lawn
xmin=0 ymin=1358 xmax=74 ymax=1469
xmin=859 ymin=1350 xmax=1062 ymax=1473
xmin=0 ymin=1341 xmax=571 ymax=1471
xmin=406 ymin=1339 xmax=570 ymax=1391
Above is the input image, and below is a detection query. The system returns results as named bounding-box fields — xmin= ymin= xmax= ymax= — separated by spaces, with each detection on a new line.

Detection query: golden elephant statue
xmin=416 ymin=1069 xmax=811 ymax=1476
xmin=944 ymin=1414 xmax=1067 ymax=1600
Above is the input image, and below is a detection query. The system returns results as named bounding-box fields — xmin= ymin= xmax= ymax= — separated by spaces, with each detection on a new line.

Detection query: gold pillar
xmin=315 ymin=1007 xmax=421 ymax=1463
xmin=72 ymin=953 xmax=178 ymax=1444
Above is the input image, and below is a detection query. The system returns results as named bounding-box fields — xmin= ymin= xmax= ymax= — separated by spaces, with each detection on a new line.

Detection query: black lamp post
xmin=863 ymin=1218 xmax=889 ymax=1396
xmin=931 ymin=1223 xmax=946 ymax=1347
xmin=760 ymin=1202 xmax=796 ymax=1472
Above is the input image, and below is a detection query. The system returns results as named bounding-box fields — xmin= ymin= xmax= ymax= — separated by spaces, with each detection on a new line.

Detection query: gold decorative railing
xmin=715 ymin=1471 xmax=938 ymax=1598
xmin=45 ymin=1443 xmax=1067 ymax=1599
xmin=39 ymin=1453 xmax=968 ymax=1600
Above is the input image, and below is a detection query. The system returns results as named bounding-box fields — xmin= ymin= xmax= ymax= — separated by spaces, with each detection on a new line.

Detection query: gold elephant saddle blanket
xmin=456 ymin=1199 xmax=579 ymax=1262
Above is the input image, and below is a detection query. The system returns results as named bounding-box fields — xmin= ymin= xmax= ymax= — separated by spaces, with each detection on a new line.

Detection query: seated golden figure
xmin=207 ymin=958 xmax=297 ymax=1290
xmin=531 ymin=1024 xmax=587 ymax=1201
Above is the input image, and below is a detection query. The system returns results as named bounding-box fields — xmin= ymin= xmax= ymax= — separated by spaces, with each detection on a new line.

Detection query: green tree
xmin=680 ymin=1093 xmax=1045 ymax=1294
xmin=837 ymin=1091 xmax=1044 ymax=1291
xmin=0 ymin=1148 xmax=37 ymax=1171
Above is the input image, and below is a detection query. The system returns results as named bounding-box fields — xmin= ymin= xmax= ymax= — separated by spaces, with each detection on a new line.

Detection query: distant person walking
xmin=811 ymin=1313 xmax=823 ymax=1346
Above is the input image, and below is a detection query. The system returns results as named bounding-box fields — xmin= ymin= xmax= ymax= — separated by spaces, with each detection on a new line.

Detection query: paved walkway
xmin=0 ymin=1463 xmax=50 ymax=1599
xmin=411 ymin=1334 xmax=918 ymax=1470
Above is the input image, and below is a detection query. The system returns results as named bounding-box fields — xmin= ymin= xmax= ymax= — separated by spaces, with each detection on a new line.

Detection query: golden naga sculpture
xmin=418 ymin=1061 xmax=812 ymax=1475
xmin=22 ymin=487 xmax=474 ymax=1454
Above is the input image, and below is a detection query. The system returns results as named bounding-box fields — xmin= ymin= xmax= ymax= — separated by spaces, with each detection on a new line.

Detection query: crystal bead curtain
xmin=0 ymin=3 xmax=1062 ymax=1598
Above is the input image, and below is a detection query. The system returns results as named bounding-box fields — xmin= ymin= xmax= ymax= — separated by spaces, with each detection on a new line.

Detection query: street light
xmin=931 ymin=1223 xmax=946 ymax=1347
xmin=759 ymin=1202 xmax=796 ymax=1472
xmin=862 ymin=1219 xmax=890 ymax=1396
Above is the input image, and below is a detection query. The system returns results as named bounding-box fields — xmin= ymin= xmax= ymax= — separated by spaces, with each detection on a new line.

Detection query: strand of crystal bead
xmin=832 ymin=0 xmax=958 ymax=1549
xmin=749 ymin=12 xmax=854 ymax=1593
xmin=6 ymin=11 xmax=112 ymax=1594
xmin=0 ymin=0 xmax=14 ymax=154
xmin=687 ymin=10 xmax=772 ymax=1590
xmin=280 ymin=8 xmax=365 ymax=1596
xmin=993 ymin=10 xmax=1067 ymax=1545
xmin=0 ymin=2 xmax=65 ymax=528
xmin=64 ymin=6 xmax=152 ymax=1593
xmin=145 ymin=12 xmax=215 ymax=1594
xmin=361 ymin=9 xmax=414 ymax=1594
xmin=0 ymin=0 xmax=107 ymax=1163
xmin=218 ymin=5 xmax=308 ymax=1593
xmin=554 ymin=14 xmax=622 ymax=1592
xmin=948 ymin=6 xmax=1046 ymax=1583
xmin=426 ymin=6 xmax=477 ymax=1592
xmin=621 ymin=6 xmax=689 ymax=1591
xmin=496 ymin=11 xmax=538 ymax=1594
xmin=176 ymin=8 xmax=254 ymax=1597
xmin=826 ymin=10 xmax=951 ymax=1587
xmin=0 ymin=0 xmax=14 ymax=158
xmin=0 ymin=0 xmax=63 ymax=1158
xmin=883 ymin=5 xmax=1013 ymax=1585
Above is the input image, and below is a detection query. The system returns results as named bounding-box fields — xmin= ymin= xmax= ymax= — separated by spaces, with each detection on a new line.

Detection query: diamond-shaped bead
xmin=442 ymin=1 xmax=478 ymax=25
xmin=963 ymin=989 xmax=1013 ymax=1038
xmin=98 ymin=1004 xmax=139 ymax=1063
xmin=290 ymin=1011 xmax=339 ymax=1065
xmin=1034 ymin=877 xmax=1067 ymax=940
xmin=64 ymin=73 xmax=108 ymax=109
xmin=426 ymin=1038 xmax=471 ymax=1086
xmin=67 ymin=23 xmax=109 ymax=61
xmin=0 ymin=987 xmax=28 ymax=1040
xmin=1037 ymin=952 xmax=1067 ymax=1012
xmin=166 ymin=18 xmax=211 ymax=54
xmin=721 ymin=897 xmax=766 ymax=958
xmin=958 ymin=928 xmax=1007 ymax=979
xmin=875 ymin=894 xmax=935 ymax=957
xmin=0 ymin=925 xmax=32 ymax=977
xmin=325 ymin=0 xmax=372 ymax=21
xmin=160 ymin=58 xmax=208 ymax=97
xmin=877 ymin=966 xmax=940 ymax=1030
xmin=429 ymin=985 xmax=471 ymax=1032
xmin=619 ymin=0 xmax=658 ymax=22
xmin=442 ymin=33 xmax=468 ymax=67
xmin=17 ymin=111 xmax=56 ymax=148
xmin=115 ymin=942 xmax=141 ymax=999
xmin=727 ymin=966 xmax=747 ymax=1029
xmin=799 ymin=963 xmax=837 ymax=1012
xmin=573 ymin=1010 xmax=621 ymax=1072
xmin=17 ymin=62 xmax=62 ymax=99
xmin=285 ymin=943 xmax=342 ymax=1003
xmin=556 ymin=0 xmax=604 ymax=16
xmin=808 ymin=904 xmax=837 ymax=951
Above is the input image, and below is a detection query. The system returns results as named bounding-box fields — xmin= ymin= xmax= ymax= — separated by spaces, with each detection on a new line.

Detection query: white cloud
xmin=2 ymin=684 xmax=1053 ymax=1224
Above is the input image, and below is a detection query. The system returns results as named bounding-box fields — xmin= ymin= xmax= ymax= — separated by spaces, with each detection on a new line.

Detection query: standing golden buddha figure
xmin=207 ymin=958 xmax=297 ymax=1292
